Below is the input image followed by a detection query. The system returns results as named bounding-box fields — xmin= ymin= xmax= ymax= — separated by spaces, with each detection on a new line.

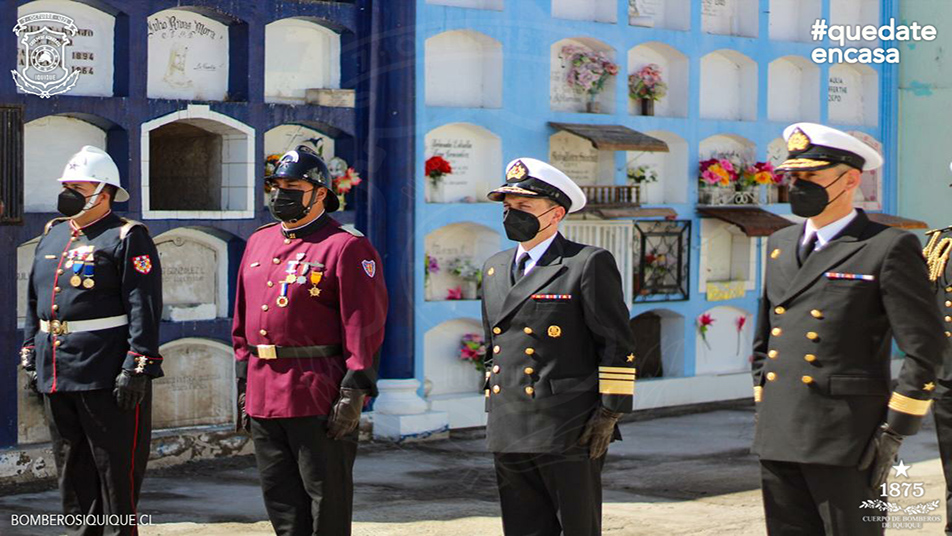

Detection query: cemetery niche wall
xmin=627 ymin=42 xmax=688 ymax=118
xmin=625 ymin=130 xmax=688 ymax=205
xmin=424 ymin=123 xmax=500 ymax=203
xmin=828 ymin=64 xmax=879 ymax=127
xmin=24 ymin=115 xmax=108 ymax=213
xmin=700 ymin=49 xmax=757 ymax=121
xmin=423 ymin=318 xmax=486 ymax=398
xmin=265 ymin=18 xmax=341 ymax=104
xmin=628 ymin=0 xmax=690 ymax=30
xmin=425 ymin=30 xmax=502 ymax=109
xmin=148 ymin=8 xmax=230 ymax=101
xmin=629 ymin=309 xmax=686 ymax=379
xmin=768 ymin=56 xmax=820 ymax=123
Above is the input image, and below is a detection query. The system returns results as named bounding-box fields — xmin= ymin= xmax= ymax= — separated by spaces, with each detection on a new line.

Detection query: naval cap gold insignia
xmin=506 ymin=160 xmax=528 ymax=182
xmin=787 ymin=128 xmax=810 ymax=153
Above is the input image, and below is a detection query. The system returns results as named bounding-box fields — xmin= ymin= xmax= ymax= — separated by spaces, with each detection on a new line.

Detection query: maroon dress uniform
xmin=232 ymin=211 xmax=387 ymax=535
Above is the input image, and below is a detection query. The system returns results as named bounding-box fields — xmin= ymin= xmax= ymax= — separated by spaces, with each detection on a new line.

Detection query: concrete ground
xmin=0 ymin=401 xmax=948 ymax=535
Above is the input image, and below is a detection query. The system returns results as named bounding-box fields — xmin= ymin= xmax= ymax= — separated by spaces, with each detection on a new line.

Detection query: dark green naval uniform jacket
xmin=481 ymin=233 xmax=637 ymax=454
xmin=752 ymin=210 xmax=947 ymax=466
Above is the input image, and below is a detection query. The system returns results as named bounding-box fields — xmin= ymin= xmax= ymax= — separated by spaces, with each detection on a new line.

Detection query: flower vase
xmin=633 ymin=184 xmax=642 ymax=205
xmin=586 ymin=94 xmax=601 ymax=114
xmin=337 ymin=194 xmax=347 ymax=210
xmin=640 ymin=98 xmax=654 ymax=116
xmin=428 ymin=179 xmax=445 ymax=203
xmin=733 ymin=186 xmax=758 ymax=205
xmin=463 ymin=280 xmax=478 ymax=300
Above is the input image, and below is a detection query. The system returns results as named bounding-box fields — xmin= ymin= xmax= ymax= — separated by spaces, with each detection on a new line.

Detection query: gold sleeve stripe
xmin=754 ymin=386 xmax=763 ymax=403
xmin=599 ymin=373 xmax=637 ymax=381
xmin=600 ymin=379 xmax=635 ymax=395
xmin=599 ymin=366 xmax=637 ymax=375
xmin=888 ymin=392 xmax=932 ymax=416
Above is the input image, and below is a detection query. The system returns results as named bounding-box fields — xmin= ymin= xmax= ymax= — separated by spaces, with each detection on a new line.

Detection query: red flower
xmin=446 ymin=286 xmax=463 ymax=300
xmin=735 ymin=315 xmax=747 ymax=332
xmin=699 ymin=313 xmax=715 ymax=327
xmin=426 ymin=156 xmax=453 ymax=178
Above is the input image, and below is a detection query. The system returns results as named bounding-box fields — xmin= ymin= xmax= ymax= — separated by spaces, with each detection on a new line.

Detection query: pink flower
xmin=446 ymin=286 xmax=463 ymax=300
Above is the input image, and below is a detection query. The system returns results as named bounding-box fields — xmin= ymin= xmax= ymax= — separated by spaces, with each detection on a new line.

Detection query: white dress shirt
xmin=802 ymin=209 xmax=857 ymax=251
xmin=515 ymin=233 xmax=558 ymax=276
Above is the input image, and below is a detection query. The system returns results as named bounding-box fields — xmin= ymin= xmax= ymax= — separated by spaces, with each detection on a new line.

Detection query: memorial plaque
xmin=425 ymin=125 xmax=499 ymax=203
xmin=148 ymin=10 xmax=229 ymax=101
xmin=152 ymin=339 xmax=234 ymax=429
xmin=154 ymin=228 xmax=231 ymax=321
xmin=828 ymin=70 xmax=864 ymax=125
xmin=549 ymin=131 xmax=600 ymax=186
xmin=702 ymin=0 xmax=734 ymax=34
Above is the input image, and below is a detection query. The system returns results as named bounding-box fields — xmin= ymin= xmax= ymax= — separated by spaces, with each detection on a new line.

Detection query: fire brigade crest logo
xmin=361 ymin=260 xmax=376 ymax=278
xmin=133 ymin=255 xmax=153 ymax=275
xmin=11 ymin=12 xmax=81 ymax=98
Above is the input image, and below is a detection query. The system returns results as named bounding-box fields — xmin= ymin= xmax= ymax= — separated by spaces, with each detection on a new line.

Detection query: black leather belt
xmin=251 ymin=344 xmax=343 ymax=360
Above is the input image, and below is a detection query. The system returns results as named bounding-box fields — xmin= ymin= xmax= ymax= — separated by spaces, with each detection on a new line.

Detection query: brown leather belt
xmin=251 ymin=344 xmax=343 ymax=360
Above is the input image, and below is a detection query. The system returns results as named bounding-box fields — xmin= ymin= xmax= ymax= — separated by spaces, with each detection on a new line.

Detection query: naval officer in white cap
xmin=751 ymin=123 xmax=946 ymax=535
xmin=480 ymin=157 xmax=637 ymax=535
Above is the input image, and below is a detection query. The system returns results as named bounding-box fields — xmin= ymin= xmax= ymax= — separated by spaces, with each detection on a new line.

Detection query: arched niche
xmin=141 ymin=105 xmax=255 ymax=219
xmin=154 ymin=338 xmax=235 ymax=429
xmin=17 ymin=0 xmax=116 ymax=97
xmin=768 ymin=0 xmax=821 ymax=42
xmin=265 ymin=18 xmax=341 ymax=104
xmin=16 ymin=236 xmax=41 ymax=328
xmin=427 ymin=0 xmax=503 ymax=9
xmin=628 ymin=0 xmax=690 ymax=31
xmin=700 ymin=50 xmax=757 ymax=121
xmin=424 ymin=318 xmax=486 ymax=397
xmin=154 ymin=226 xmax=241 ymax=321
xmin=552 ymin=0 xmax=616 ymax=23
xmin=699 ymin=133 xmax=756 ymax=162
xmin=147 ymin=8 xmax=230 ymax=101
xmin=24 ymin=115 xmax=108 ymax=213
xmin=424 ymin=123 xmax=501 ymax=203
xmin=828 ymin=64 xmax=878 ymax=127
xmin=695 ymin=306 xmax=754 ymax=375
xmin=630 ymin=309 xmax=685 ymax=379
xmin=700 ymin=0 xmax=758 ymax=38
xmin=264 ymin=124 xmax=336 ymax=162
xmin=424 ymin=223 xmax=500 ymax=301
xmin=699 ymin=218 xmax=757 ymax=293
xmin=548 ymin=130 xmax=613 ymax=188
xmin=831 ymin=0 xmax=880 ymax=47
xmin=847 ymin=131 xmax=883 ymax=211
xmin=425 ymin=30 xmax=502 ymax=108
xmin=768 ymin=56 xmax=820 ymax=123
xmin=627 ymin=42 xmax=688 ymax=118
xmin=766 ymin=137 xmax=789 ymax=204
xmin=550 ymin=38 xmax=617 ymax=114
xmin=626 ymin=130 xmax=688 ymax=204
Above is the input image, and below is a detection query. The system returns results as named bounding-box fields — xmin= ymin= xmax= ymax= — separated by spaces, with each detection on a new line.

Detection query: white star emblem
xmin=892 ymin=459 xmax=911 ymax=478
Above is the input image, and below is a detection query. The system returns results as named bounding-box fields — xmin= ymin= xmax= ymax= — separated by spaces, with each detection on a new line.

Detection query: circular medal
xmin=285 ymin=274 xmax=296 ymax=284
xmin=296 ymin=276 xmax=306 ymax=285
xmin=83 ymin=278 xmax=95 ymax=289
xmin=276 ymin=296 xmax=289 ymax=308
xmin=70 ymin=275 xmax=82 ymax=287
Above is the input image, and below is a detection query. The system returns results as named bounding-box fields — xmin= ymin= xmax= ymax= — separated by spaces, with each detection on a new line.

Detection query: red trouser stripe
xmin=129 ymin=403 xmax=140 ymax=535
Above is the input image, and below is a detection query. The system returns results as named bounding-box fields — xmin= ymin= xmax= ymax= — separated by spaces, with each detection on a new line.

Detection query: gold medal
xmin=309 ymin=286 xmax=321 ymax=297
xmin=276 ymin=296 xmax=289 ymax=308
xmin=310 ymin=271 xmax=323 ymax=285
xmin=83 ymin=278 xmax=95 ymax=289
xmin=285 ymin=274 xmax=297 ymax=284
xmin=70 ymin=275 xmax=82 ymax=287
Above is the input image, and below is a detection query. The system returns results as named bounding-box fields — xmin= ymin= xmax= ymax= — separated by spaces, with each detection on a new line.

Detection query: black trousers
xmin=44 ymin=387 xmax=152 ymax=536
xmin=934 ymin=393 xmax=952 ymax=535
xmin=493 ymin=452 xmax=605 ymax=536
xmin=760 ymin=459 xmax=882 ymax=536
xmin=250 ymin=415 xmax=358 ymax=536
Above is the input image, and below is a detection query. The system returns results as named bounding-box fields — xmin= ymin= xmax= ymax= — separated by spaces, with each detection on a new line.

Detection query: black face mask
xmin=788 ymin=170 xmax=849 ymax=218
xmin=268 ymin=187 xmax=314 ymax=222
xmin=503 ymin=206 xmax=557 ymax=242
xmin=57 ymin=188 xmax=92 ymax=217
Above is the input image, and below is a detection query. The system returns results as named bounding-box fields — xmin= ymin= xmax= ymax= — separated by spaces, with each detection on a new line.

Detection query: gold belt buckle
xmin=257 ymin=345 xmax=277 ymax=360
xmin=50 ymin=320 xmax=67 ymax=336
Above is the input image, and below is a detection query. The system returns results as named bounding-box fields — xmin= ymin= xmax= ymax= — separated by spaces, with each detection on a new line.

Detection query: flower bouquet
xmin=628 ymin=63 xmax=667 ymax=116
xmin=460 ymin=333 xmax=487 ymax=375
xmin=332 ymin=167 xmax=362 ymax=210
xmin=447 ymin=257 xmax=483 ymax=299
xmin=561 ymin=44 xmax=619 ymax=113
xmin=425 ymin=155 xmax=453 ymax=203
xmin=627 ymin=164 xmax=658 ymax=204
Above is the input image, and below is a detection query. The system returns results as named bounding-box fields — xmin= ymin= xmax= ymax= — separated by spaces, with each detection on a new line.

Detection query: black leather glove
xmin=858 ymin=423 xmax=904 ymax=489
xmin=327 ymin=388 xmax=368 ymax=440
xmin=21 ymin=367 xmax=39 ymax=396
xmin=113 ymin=371 xmax=149 ymax=412
xmin=577 ymin=406 xmax=623 ymax=459
xmin=236 ymin=377 xmax=251 ymax=434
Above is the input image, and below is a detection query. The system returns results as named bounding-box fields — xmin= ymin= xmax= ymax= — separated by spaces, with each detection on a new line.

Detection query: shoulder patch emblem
xmin=362 ymin=260 xmax=376 ymax=278
xmin=133 ymin=255 xmax=153 ymax=274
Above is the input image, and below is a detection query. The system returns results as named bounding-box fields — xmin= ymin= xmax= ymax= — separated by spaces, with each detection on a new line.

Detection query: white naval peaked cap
xmin=778 ymin=122 xmax=883 ymax=172
xmin=58 ymin=145 xmax=129 ymax=202
xmin=487 ymin=157 xmax=587 ymax=213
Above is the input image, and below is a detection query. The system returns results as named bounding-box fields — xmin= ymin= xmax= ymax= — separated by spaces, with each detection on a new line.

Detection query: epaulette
xmin=118 ymin=218 xmax=149 ymax=240
xmin=339 ymin=224 xmax=364 ymax=237
xmin=924 ymin=228 xmax=952 ymax=282
xmin=43 ymin=217 xmax=69 ymax=235
xmin=254 ymin=222 xmax=279 ymax=233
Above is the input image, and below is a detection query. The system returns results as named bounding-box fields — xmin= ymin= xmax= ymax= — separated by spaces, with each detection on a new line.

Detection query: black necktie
xmin=798 ymin=233 xmax=818 ymax=266
xmin=513 ymin=253 xmax=530 ymax=283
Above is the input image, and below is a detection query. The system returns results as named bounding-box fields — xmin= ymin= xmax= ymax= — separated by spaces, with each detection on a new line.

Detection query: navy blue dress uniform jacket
xmin=752 ymin=210 xmax=946 ymax=466
xmin=21 ymin=213 xmax=164 ymax=392
xmin=481 ymin=233 xmax=637 ymax=454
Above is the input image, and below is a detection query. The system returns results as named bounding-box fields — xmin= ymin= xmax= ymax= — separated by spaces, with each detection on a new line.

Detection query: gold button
xmin=494 ymin=345 xmax=501 ymax=354
xmin=54 ymin=340 xmax=62 ymax=347
xmin=493 ymin=327 xmax=502 ymax=335
xmin=945 ymin=316 xmax=952 ymax=323
xmin=946 ymin=286 xmax=952 ymax=293
xmin=57 ymin=269 xmax=64 ymax=275
xmin=267 ymin=281 xmax=274 ymax=288
xmin=524 ymin=367 xmax=534 ymax=375
xmin=806 ymin=331 xmax=818 ymax=340
xmin=54 ymin=286 xmax=61 ymax=293
xmin=261 ymin=305 xmax=269 ymax=311
xmin=52 ymin=304 xmax=59 ymax=311
xmin=946 ymin=331 xmax=951 ymax=338
xmin=492 ymin=365 xmax=500 ymax=373
xmin=284 ymin=239 xmax=291 ymax=244
xmin=259 ymin=329 xmax=267 ymax=336
xmin=774 ymin=307 xmax=785 ymax=315
xmin=767 ymin=372 xmax=777 ymax=381
xmin=525 ymin=348 xmax=534 ymax=355
xmin=946 ymin=301 xmax=951 ymax=307
xmin=801 ymin=375 xmax=814 ymax=384
xmin=767 ymin=350 xmax=778 ymax=359
xmin=771 ymin=327 xmax=782 ymax=336
xmin=525 ymin=386 xmax=534 ymax=395
xmin=492 ymin=385 xmax=500 ymax=394
xmin=804 ymin=354 xmax=817 ymax=362
xmin=524 ymin=327 xmax=533 ymax=334
xmin=811 ymin=309 xmax=823 ymax=319
xmin=272 ymin=258 xmax=280 ymax=264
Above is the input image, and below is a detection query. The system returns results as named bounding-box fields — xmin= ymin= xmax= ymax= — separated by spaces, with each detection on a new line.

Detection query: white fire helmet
xmin=58 ymin=146 xmax=129 ymax=202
